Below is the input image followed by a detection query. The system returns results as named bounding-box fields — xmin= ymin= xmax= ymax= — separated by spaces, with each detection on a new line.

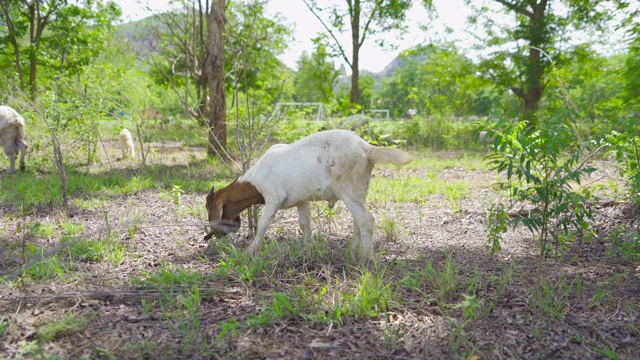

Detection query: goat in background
xmin=0 ymin=106 xmax=28 ymax=173
xmin=204 ymin=129 xmax=412 ymax=261
xmin=119 ymin=128 xmax=135 ymax=160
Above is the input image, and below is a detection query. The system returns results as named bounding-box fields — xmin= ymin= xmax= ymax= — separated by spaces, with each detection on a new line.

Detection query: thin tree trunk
xmin=206 ymin=0 xmax=227 ymax=156
xmin=350 ymin=0 xmax=361 ymax=105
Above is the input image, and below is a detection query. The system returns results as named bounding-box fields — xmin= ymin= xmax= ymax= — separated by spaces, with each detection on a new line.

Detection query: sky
xmin=111 ymin=0 xmax=478 ymax=73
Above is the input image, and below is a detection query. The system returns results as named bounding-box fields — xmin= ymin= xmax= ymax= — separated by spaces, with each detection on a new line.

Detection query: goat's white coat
xmin=0 ymin=106 xmax=28 ymax=173
xmin=240 ymin=129 xmax=412 ymax=259
xmin=119 ymin=128 xmax=135 ymax=160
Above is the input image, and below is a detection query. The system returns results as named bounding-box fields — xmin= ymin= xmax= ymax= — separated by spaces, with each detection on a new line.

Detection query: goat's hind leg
xmin=340 ymin=197 xmax=374 ymax=261
xmin=17 ymin=139 xmax=27 ymax=171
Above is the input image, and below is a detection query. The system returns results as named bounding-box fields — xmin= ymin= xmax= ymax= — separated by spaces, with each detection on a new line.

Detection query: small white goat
xmin=0 ymin=106 xmax=28 ymax=173
xmin=119 ymin=128 xmax=135 ymax=160
xmin=204 ymin=129 xmax=412 ymax=260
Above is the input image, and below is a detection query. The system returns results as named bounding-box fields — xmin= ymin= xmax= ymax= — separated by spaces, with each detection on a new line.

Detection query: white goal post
xmin=275 ymin=102 xmax=325 ymax=121
xmin=368 ymin=109 xmax=390 ymax=121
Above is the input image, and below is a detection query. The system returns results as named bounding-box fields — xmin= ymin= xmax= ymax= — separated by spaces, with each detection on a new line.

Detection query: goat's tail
xmin=370 ymin=147 xmax=412 ymax=166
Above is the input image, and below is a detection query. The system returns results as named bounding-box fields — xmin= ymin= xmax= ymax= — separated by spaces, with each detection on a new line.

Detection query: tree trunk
xmin=28 ymin=2 xmax=38 ymax=99
xmin=206 ymin=0 xmax=227 ymax=156
xmin=522 ymin=0 xmax=547 ymax=125
xmin=349 ymin=0 xmax=361 ymax=105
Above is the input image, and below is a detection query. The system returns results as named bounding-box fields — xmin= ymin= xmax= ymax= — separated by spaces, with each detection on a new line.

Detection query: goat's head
xmin=204 ymin=185 xmax=242 ymax=240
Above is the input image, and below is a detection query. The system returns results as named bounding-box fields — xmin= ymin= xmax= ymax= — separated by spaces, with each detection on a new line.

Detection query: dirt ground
xmin=1 ymin=142 xmax=639 ymax=359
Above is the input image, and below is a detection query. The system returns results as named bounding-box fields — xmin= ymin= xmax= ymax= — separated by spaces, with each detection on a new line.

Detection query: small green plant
xmin=15 ymin=340 xmax=47 ymax=360
xmin=589 ymin=289 xmax=611 ymax=309
xmin=37 ymin=313 xmax=92 ymax=341
xmin=593 ymin=346 xmax=621 ymax=360
xmin=378 ymin=212 xmax=405 ymax=242
xmin=0 ymin=316 xmax=9 ymax=334
xmin=105 ymin=238 xmax=127 ymax=267
xmin=26 ymin=253 xmax=66 ymax=280
xmin=455 ymin=294 xmax=483 ymax=321
xmin=422 ymin=253 xmax=464 ymax=305
xmin=447 ymin=293 xmax=484 ymax=356
xmin=382 ymin=317 xmax=406 ymax=352
xmin=216 ymin=317 xmax=243 ymax=345
xmin=530 ymin=275 xmax=581 ymax=319
xmin=486 ymin=202 xmax=509 ymax=255
xmin=169 ymin=285 xmax=207 ymax=353
xmin=481 ymin=116 xmax=598 ymax=259
xmin=444 ymin=182 xmax=468 ymax=214
xmin=606 ymin=226 xmax=640 ymax=260
xmin=169 ymin=185 xmax=184 ymax=206
xmin=248 ymin=291 xmax=304 ymax=327
xmin=341 ymin=270 xmax=395 ymax=318
xmin=59 ymin=219 xmax=84 ymax=240
xmin=67 ymin=239 xmax=106 ymax=262
xmin=133 ymin=261 xmax=212 ymax=296
xmin=211 ymin=239 xmax=271 ymax=284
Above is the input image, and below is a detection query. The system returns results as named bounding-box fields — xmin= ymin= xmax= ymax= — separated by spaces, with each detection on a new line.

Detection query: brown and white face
xmin=204 ymin=185 xmax=241 ymax=240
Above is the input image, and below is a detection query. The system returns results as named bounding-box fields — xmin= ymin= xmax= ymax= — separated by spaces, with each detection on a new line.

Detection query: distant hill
xmin=113 ymin=16 xmax=166 ymax=58
xmin=376 ymin=52 xmax=427 ymax=78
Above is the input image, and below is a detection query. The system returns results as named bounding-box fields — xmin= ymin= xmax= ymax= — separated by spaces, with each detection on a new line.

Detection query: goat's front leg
xmin=297 ymin=202 xmax=312 ymax=241
xmin=247 ymin=202 xmax=279 ymax=256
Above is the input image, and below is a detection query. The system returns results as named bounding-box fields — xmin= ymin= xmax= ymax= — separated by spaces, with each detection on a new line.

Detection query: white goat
xmin=0 ymin=106 xmax=28 ymax=173
xmin=204 ymin=129 xmax=412 ymax=260
xmin=119 ymin=128 xmax=135 ymax=160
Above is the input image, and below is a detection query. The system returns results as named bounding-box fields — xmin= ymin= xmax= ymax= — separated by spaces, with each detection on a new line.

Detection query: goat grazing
xmin=119 ymin=128 xmax=135 ymax=160
xmin=204 ymin=129 xmax=412 ymax=260
xmin=0 ymin=106 xmax=28 ymax=173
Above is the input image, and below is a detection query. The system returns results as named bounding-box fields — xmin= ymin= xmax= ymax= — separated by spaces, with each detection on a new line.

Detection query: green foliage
xmin=0 ymin=0 xmax=121 ymax=97
xmin=376 ymin=44 xmax=498 ymax=117
xmin=387 ymin=116 xmax=485 ymax=151
xmin=470 ymin=0 xmax=627 ymax=121
xmin=606 ymin=226 xmax=640 ymax=261
xmin=605 ymin=116 xmax=640 ymax=205
xmin=305 ymin=0 xmax=416 ymax=104
xmin=624 ymin=22 xmax=640 ymax=105
xmin=482 ymin=115 xmax=597 ymax=258
xmin=293 ymin=34 xmax=339 ymax=104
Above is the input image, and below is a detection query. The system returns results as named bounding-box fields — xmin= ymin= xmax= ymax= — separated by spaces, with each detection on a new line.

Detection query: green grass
xmin=37 ymin=313 xmax=93 ymax=341
xmin=369 ymin=174 xmax=469 ymax=205
xmin=0 ymin=164 xmax=233 ymax=207
xmin=407 ymin=153 xmax=489 ymax=172
xmin=26 ymin=253 xmax=67 ymax=281
xmin=66 ymin=237 xmax=126 ymax=265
